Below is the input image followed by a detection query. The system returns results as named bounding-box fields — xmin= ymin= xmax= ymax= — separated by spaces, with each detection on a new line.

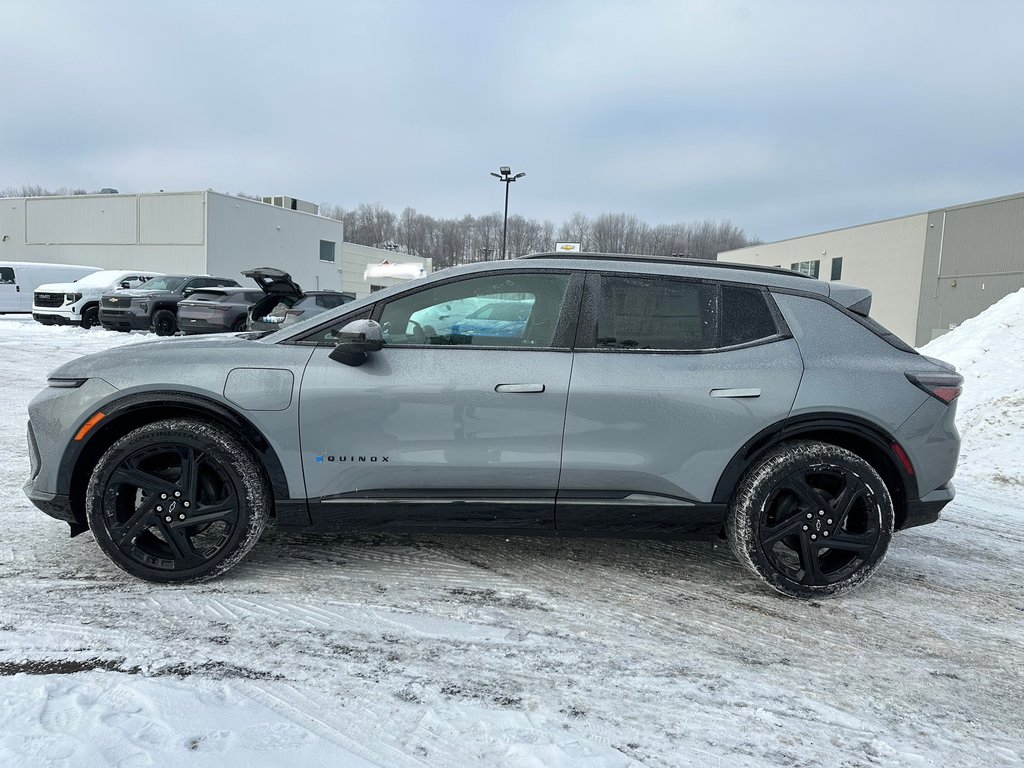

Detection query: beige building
xmin=0 ymin=190 xmax=430 ymax=299
xmin=719 ymin=192 xmax=1024 ymax=346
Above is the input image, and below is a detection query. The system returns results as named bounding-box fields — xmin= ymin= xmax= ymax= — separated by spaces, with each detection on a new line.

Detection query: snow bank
xmin=920 ymin=287 xmax=1024 ymax=489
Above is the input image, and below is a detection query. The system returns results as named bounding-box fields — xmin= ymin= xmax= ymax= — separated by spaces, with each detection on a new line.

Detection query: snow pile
xmin=920 ymin=287 xmax=1024 ymax=489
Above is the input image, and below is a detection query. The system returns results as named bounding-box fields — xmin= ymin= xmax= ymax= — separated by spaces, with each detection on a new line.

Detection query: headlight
xmin=65 ymin=292 xmax=82 ymax=302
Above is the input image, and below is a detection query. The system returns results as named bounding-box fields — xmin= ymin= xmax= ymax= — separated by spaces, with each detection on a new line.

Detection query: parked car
xmin=25 ymin=253 xmax=962 ymax=597
xmin=33 ymin=269 xmax=163 ymax=328
xmin=449 ymin=299 xmax=534 ymax=339
xmin=1 ymin=262 xmax=101 ymax=315
xmin=178 ymin=287 xmax=265 ymax=335
xmin=99 ymin=274 xmax=240 ymax=335
xmin=243 ymin=267 xmax=353 ymax=331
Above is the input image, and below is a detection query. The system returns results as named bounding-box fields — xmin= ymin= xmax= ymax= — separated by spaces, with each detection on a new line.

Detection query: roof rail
xmin=518 ymin=252 xmax=813 ymax=278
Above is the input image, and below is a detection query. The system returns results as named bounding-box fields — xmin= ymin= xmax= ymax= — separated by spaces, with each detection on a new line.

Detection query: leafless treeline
xmin=318 ymin=202 xmax=758 ymax=269
xmin=2 ymin=186 xmax=757 ymax=267
xmin=2 ymin=185 xmax=90 ymax=197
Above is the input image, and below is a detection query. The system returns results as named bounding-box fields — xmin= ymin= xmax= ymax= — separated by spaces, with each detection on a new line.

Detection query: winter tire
xmin=727 ymin=441 xmax=894 ymax=599
xmin=80 ymin=306 xmax=99 ymax=329
xmin=86 ymin=418 xmax=270 ymax=583
xmin=153 ymin=309 xmax=177 ymax=336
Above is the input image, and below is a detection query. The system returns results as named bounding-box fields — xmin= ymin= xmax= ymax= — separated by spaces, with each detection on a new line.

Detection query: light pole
xmin=490 ymin=166 xmax=525 ymax=259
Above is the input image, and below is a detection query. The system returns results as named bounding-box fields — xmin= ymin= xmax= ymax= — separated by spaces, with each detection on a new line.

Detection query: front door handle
xmin=495 ymin=383 xmax=545 ymax=394
xmin=710 ymin=387 xmax=761 ymax=398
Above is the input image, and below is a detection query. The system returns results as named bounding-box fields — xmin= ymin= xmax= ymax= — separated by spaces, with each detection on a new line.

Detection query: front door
xmin=298 ymin=270 xmax=581 ymax=531
xmin=0 ymin=266 xmax=22 ymax=311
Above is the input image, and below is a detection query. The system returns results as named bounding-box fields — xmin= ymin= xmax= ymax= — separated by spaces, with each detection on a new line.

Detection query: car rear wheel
xmin=727 ymin=441 xmax=894 ymax=598
xmin=85 ymin=419 xmax=270 ymax=582
xmin=231 ymin=317 xmax=247 ymax=332
xmin=153 ymin=309 xmax=177 ymax=336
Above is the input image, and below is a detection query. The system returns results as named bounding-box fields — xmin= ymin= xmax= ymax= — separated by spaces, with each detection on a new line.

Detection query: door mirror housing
xmin=329 ymin=319 xmax=384 ymax=366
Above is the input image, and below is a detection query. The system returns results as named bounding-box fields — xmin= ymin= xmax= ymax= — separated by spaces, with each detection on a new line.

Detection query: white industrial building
xmin=719 ymin=192 xmax=1024 ymax=346
xmin=0 ymin=191 xmax=430 ymax=298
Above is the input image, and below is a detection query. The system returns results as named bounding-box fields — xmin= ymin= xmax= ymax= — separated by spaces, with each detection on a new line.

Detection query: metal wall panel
xmin=26 ymin=195 xmax=137 ymax=245
xmin=934 ymin=273 xmax=1024 ymax=336
xmin=139 ymin=193 xmax=204 ymax=245
xmin=915 ymin=210 xmax=947 ymax=345
xmin=939 ymin=196 xmax=1024 ymax=277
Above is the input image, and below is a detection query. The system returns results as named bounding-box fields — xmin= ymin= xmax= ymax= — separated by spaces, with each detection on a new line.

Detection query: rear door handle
xmin=495 ymin=383 xmax=545 ymax=394
xmin=710 ymin=387 xmax=761 ymax=398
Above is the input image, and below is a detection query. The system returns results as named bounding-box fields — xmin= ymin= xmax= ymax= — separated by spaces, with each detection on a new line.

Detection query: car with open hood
xmin=243 ymin=267 xmax=353 ymax=332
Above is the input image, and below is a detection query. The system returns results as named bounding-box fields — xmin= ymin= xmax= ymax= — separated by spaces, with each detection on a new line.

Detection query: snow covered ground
xmin=0 ymin=306 xmax=1022 ymax=768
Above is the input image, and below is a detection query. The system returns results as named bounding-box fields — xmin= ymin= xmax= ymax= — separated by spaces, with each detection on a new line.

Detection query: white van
xmin=0 ymin=262 xmax=100 ymax=314
xmin=33 ymin=269 xmax=164 ymax=328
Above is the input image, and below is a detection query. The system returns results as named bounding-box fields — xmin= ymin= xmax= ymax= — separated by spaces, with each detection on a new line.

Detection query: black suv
xmin=99 ymin=275 xmax=240 ymax=335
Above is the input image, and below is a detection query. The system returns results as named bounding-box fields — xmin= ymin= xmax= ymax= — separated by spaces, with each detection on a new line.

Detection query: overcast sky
xmin=2 ymin=0 xmax=1022 ymax=242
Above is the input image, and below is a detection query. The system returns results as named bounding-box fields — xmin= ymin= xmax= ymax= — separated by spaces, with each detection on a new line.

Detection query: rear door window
xmin=0 ymin=267 xmax=15 ymax=284
xmin=586 ymin=274 xmax=781 ymax=351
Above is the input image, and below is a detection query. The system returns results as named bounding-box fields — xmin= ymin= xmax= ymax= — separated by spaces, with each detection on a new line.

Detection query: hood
xmin=47 ymin=333 xmax=262 ymax=383
xmin=109 ymin=288 xmax=174 ymax=299
xmin=243 ymin=267 xmax=304 ymax=301
xmin=34 ymin=281 xmax=79 ymax=294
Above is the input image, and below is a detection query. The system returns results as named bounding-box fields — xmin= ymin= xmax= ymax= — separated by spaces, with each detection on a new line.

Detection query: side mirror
xmin=183 ymin=287 xmax=196 ymax=296
xmin=329 ymin=319 xmax=384 ymax=367
xmin=120 ymin=281 xmax=130 ymax=289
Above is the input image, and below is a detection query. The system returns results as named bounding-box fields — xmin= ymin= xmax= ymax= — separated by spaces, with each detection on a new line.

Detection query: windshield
xmin=138 ymin=276 xmax=186 ymax=291
xmin=73 ymin=270 xmax=132 ymax=287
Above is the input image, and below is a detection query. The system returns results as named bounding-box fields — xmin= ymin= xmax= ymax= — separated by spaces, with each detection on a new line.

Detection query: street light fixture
xmin=490 ymin=166 xmax=526 ymax=259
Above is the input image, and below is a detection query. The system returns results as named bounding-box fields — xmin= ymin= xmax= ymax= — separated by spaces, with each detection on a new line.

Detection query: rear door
xmin=557 ymin=272 xmax=803 ymax=535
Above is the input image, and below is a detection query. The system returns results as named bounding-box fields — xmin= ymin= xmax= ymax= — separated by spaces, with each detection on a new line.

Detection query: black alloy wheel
xmin=80 ymin=306 xmax=99 ymax=329
xmin=153 ymin=309 xmax=177 ymax=336
xmin=86 ymin=419 xmax=269 ymax=582
xmin=727 ymin=441 xmax=894 ymax=598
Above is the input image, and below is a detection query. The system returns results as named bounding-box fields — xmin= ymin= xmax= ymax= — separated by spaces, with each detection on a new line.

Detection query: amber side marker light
xmin=74 ymin=412 xmax=106 ymax=441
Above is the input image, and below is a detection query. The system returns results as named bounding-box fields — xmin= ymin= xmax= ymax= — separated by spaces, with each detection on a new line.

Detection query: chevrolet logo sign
xmin=109 ymin=298 xmax=118 ymax=303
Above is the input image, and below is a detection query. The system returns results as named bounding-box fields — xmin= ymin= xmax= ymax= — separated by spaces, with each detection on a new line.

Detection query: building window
xmin=790 ymin=260 xmax=820 ymax=278
xmin=319 ymin=240 xmax=336 ymax=263
xmin=831 ymin=257 xmax=843 ymax=281
xmin=369 ymin=284 xmax=386 ymax=293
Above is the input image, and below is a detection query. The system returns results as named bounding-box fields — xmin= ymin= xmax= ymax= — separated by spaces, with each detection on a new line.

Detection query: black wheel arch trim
xmin=713 ymin=412 xmax=920 ymax=528
xmin=58 ymin=391 xmax=291 ymax=527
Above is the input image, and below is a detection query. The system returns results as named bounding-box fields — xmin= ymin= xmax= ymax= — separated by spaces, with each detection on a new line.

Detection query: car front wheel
xmin=727 ymin=441 xmax=894 ymax=598
xmin=85 ymin=419 xmax=270 ymax=582
xmin=153 ymin=309 xmax=177 ymax=336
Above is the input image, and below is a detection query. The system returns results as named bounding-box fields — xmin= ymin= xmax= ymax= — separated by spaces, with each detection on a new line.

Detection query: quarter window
xmin=378 ymin=273 xmax=571 ymax=348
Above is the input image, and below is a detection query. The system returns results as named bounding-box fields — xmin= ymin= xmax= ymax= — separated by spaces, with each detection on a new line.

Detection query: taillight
xmin=906 ymin=372 xmax=963 ymax=404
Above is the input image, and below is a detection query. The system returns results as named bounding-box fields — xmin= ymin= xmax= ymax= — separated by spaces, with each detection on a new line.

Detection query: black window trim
xmin=287 ymin=268 xmax=584 ymax=351
xmin=575 ymin=271 xmax=792 ymax=356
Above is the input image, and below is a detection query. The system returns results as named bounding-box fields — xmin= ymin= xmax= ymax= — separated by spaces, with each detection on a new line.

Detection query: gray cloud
xmin=2 ymin=0 xmax=1021 ymax=242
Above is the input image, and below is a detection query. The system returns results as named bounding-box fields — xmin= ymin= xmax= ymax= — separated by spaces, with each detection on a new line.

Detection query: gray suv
xmin=24 ymin=254 xmax=962 ymax=597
